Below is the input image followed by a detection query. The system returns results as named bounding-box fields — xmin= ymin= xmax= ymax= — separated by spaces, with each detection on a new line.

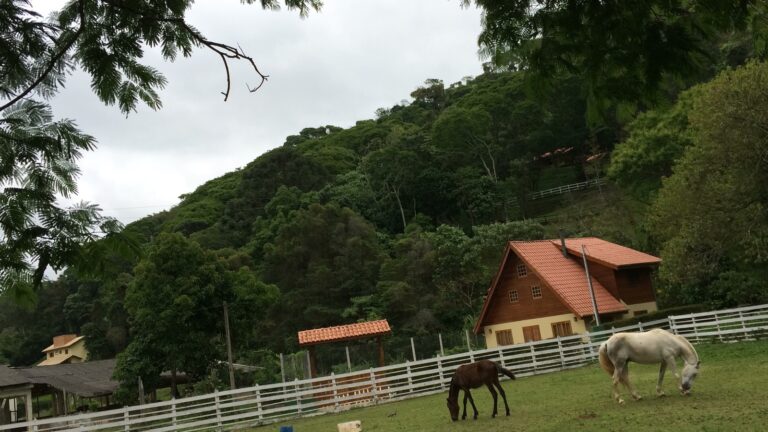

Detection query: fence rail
xmin=3 ymin=303 xmax=767 ymax=431
xmin=528 ymin=178 xmax=606 ymax=200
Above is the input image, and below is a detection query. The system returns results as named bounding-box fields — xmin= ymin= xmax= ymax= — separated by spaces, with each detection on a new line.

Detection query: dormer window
xmin=516 ymin=263 xmax=527 ymax=278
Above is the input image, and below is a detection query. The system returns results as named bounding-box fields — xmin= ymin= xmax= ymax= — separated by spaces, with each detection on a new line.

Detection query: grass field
xmin=249 ymin=340 xmax=768 ymax=432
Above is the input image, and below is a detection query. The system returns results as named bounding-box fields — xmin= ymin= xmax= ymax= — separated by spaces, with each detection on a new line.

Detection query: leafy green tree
xmin=115 ymin=233 xmax=232 ymax=399
xmin=608 ymin=90 xmax=698 ymax=198
xmin=1 ymin=0 xmax=320 ymax=299
xmin=650 ymin=61 xmax=768 ymax=307
xmin=467 ymin=0 xmax=766 ymax=116
xmin=262 ymin=203 xmax=382 ymax=349
xmin=0 ymin=101 xmax=127 ymax=298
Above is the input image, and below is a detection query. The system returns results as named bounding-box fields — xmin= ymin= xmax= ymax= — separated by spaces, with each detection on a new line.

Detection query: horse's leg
xmin=656 ymin=361 xmax=668 ymax=397
xmin=620 ymin=365 xmax=642 ymax=401
xmin=466 ymin=389 xmax=479 ymax=420
xmin=486 ymin=383 xmax=498 ymax=418
xmin=494 ymin=379 xmax=510 ymax=416
xmin=461 ymin=391 xmax=468 ymax=420
xmin=612 ymin=363 xmax=626 ymax=404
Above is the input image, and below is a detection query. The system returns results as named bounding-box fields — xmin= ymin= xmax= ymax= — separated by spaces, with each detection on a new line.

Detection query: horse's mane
xmin=675 ymin=334 xmax=699 ymax=365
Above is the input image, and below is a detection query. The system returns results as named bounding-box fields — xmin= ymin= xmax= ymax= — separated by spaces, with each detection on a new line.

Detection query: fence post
xmin=638 ymin=321 xmax=644 ymax=332
xmin=280 ymin=353 xmax=286 ymax=383
xmin=410 ymin=337 xmax=417 ymax=362
xmin=529 ymin=344 xmax=537 ymax=374
xmin=294 ymin=378 xmax=301 ymax=414
xmin=691 ymin=316 xmax=699 ymax=342
xmin=556 ymin=336 xmax=565 ymax=368
xmin=739 ymin=311 xmax=748 ymax=339
xmin=438 ymin=333 xmax=445 ymax=357
xmin=214 ymin=389 xmax=222 ymax=431
xmin=437 ymin=355 xmax=445 ymax=390
xmin=331 ymin=373 xmax=339 ymax=411
xmin=123 ymin=406 xmax=130 ymax=432
xmin=369 ymin=368 xmax=379 ymax=403
xmin=669 ymin=315 xmax=677 ymax=334
xmin=716 ymin=314 xmax=724 ymax=342
xmin=255 ymin=384 xmax=263 ymax=420
xmin=171 ymin=397 xmax=177 ymax=428
xmin=498 ymin=348 xmax=506 ymax=369
xmin=406 ymin=361 xmax=414 ymax=394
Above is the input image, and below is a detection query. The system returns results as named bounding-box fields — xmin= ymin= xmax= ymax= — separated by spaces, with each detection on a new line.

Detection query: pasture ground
xmin=248 ymin=340 xmax=768 ymax=432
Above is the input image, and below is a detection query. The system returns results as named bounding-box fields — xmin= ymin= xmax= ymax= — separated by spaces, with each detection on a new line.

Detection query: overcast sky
xmin=37 ymin=0 xmax=485 ymax=225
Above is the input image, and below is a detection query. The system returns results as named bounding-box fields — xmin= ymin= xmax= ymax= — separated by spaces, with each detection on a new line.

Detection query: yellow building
xmin=38 ymin=334 xmax=88 ymax=366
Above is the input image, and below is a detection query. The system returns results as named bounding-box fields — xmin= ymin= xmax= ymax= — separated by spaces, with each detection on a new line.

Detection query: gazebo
xmin=298 ymin=319 xmax=391 ymax=378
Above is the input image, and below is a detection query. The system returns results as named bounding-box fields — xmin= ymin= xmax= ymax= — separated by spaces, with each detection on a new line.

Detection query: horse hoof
xmin=657 ymin=392 xmax=666 ymax=398
xmin=618 ymin=399 xmax=625 ymax=405
xmin=632 ymin=395 xmax=643 ymax=401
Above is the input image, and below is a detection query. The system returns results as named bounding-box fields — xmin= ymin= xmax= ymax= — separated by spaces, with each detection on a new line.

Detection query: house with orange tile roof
xmin=38 ymin=334 xmax=88 ymax=366
xmin=474 ymin=238 xmax=661 ymax=347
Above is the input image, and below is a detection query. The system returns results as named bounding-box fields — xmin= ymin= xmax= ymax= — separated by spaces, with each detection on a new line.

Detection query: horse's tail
xmin=598 ymin=341 xmax=614 ymax=376
xmin=496 ymin=362 xmax=516 ymax=380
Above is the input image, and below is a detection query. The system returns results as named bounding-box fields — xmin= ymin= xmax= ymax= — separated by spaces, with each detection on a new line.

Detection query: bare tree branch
xmin=100 ymin=0 xmax=269 ymax=101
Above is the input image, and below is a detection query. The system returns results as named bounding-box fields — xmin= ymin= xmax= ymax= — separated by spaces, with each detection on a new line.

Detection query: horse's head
xmin=446 ymin=397 xmax=459 ymax=421
xmin=680 ymin=360 xmax=700 ymax=395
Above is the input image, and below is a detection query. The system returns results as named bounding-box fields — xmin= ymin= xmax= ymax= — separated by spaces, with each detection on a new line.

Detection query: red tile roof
xmin=511 ymin=241 xmax=627 ymax=317
xmin=474 ymin=237 xmax=659 ymax=333
xmin=552 ymin=237 xmax=661 ymax=269
xmin=298 ymin=320 xmax=391 ymax=346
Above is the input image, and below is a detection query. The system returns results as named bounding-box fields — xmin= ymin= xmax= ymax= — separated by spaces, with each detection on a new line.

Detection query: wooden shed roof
xmin=298 ymin=320 xmax=391 ymax=346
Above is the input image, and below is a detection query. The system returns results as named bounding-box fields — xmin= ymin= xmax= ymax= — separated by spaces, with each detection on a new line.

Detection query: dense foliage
xmin=2 ymin=0 xmax=768 ymax=403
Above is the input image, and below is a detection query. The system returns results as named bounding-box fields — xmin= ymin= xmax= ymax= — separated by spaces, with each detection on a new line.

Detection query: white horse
xmin=598 ymin=328 xmax=700 ymax=404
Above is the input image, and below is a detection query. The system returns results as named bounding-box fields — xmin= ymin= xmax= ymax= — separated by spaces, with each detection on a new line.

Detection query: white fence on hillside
xmin=2 ymin=303 xmax=767 ymax=432
xmin=528 ymin=177 xmax=606 ymax=200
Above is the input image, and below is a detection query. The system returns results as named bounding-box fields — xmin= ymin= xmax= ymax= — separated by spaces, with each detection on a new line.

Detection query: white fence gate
xmin=2 ymin=303 xmax=767 ymax=432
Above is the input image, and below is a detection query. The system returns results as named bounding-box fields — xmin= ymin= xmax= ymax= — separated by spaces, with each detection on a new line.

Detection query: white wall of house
xmin=482 ymin=313 xmax=589 ymax=348
xmin=620 ymin=301 xmax=658 ymax=320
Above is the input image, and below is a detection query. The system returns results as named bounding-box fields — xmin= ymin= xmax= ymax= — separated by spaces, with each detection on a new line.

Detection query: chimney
xmin=559 ymin=230 xmax=567 ymax=257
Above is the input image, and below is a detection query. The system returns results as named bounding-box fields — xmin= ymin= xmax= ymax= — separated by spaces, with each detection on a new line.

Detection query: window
xmin=522 ymin=325 xmax=541 ymax=342
xmin=551 ymin=321 xmax=573 ymax=337
xmin=496 ymin=330 xmax=514 ymax=346
xmin=48 ymin=353 xmax=54 ymax=358
xmin=634 ymin=310 xmax=648 ymax=316
xmin=531 ymin=284 xmax=542 ymax=299
xmin=65 ymin=349 xmax=68 ymax=354
xmin=516 ymin=263 xmax=527 ymax=278
xmin=508 ymin=289 xmax=519 ymax=303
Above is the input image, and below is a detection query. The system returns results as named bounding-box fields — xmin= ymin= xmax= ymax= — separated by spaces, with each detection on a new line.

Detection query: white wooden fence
xmin=528 ymin=178 xmax=606 ymax=200
xmin=2 ymin=303 xmax=767 ymax=432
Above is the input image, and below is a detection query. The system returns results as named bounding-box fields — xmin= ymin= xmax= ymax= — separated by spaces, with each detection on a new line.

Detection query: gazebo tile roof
xmin=298 ymin=319 xmax=391 ymax=346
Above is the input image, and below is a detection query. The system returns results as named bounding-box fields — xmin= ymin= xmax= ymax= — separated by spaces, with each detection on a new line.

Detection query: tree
xmin=115 ymin=233 xmax=232 ymax=398
xmin=0 ymin=101 xmax=127 ymax=298
xmin=262 ymin=203 xmax=382 ymax=349
xmin=650 ymin=61 xmax=768 ymax=307
xmin=1 ymin=0 xmax=320 ymax=298
xmin=467 ymin=0 xmax=766 ymax=116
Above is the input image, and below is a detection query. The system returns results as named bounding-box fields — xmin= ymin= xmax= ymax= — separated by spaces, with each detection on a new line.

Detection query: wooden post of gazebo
xmin=297 ymin=319 xmax=392 ymax=378
xmin=377 ymin=336 xmax=385 ymax=367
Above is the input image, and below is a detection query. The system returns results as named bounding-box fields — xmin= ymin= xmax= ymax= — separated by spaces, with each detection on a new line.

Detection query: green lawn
xmin=249 ymin=340 xmax=768 ymax=432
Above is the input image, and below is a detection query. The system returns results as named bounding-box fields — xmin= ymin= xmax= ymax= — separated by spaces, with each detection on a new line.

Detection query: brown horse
xmin=446 ymin=359 xmax=516 ymax=421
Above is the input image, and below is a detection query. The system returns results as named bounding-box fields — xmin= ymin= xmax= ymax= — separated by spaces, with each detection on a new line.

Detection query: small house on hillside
xmin=38 ymin=334 xmax=88 ymax=366
xmin=474 ymin=237 xmax=661 ymax=348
